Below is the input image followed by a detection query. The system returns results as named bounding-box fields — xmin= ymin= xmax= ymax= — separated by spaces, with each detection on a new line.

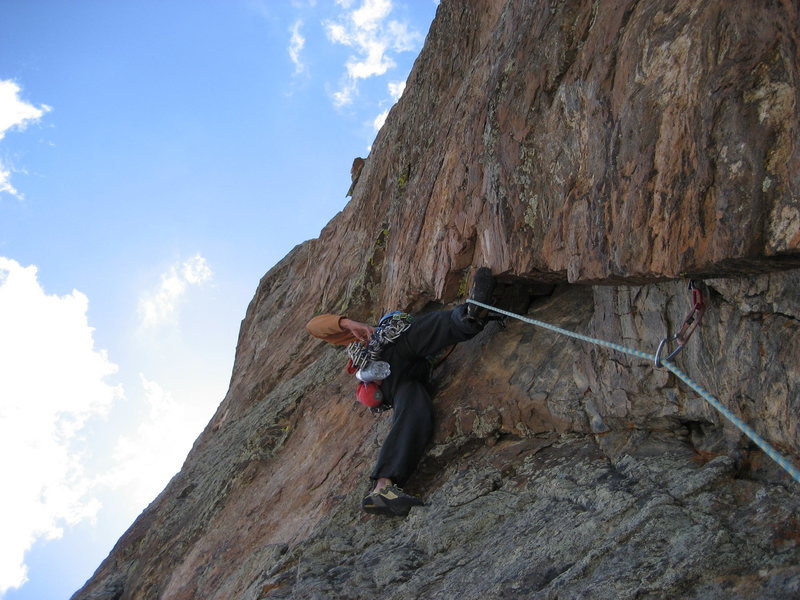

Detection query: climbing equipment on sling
xmin=356 ymin=360 xmax=391 ymax=383
xmin=346 ymin=312 xmax=413 ymax=371
xmin=655 ymin=280 xmax=706 ymax=367
xmin=467 ymin=290 xmax=800 ymax=486
xmin=346 ymin=312 xmax=413 ymax=412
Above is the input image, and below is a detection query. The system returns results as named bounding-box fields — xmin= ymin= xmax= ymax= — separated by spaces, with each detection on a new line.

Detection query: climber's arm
xmin=305 ymin=314 xmax=373 ymax=345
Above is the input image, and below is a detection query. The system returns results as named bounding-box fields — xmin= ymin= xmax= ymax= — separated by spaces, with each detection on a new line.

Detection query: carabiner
xmin=675 ymin=280 xmax=706 ymax=344
xmin=655 ymin=333 xmax=682 ymax=367
xmin=654 ymin=280 xmax=706 ymax=368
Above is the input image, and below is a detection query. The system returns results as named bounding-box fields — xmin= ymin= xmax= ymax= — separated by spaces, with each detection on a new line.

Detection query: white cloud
xmin=102 ymin=375 xmax=203 ymax=508
xmin=0 ymin=257 xmax=120 ymax=596
xmin=0 ymin=163 xmax=20 ymax=198
xmin=0 ymin=80 xmax=51 ymax=199
xmin=181 ymin=254 xmax=213 ymax=285
xmin=345 ymin=38 xmax=394 ymax=79
xmin=138 ymin=255 xmax=213 ymax=329
xmin=373 ymin=109 xmax=389 ymax=131
xmin=351 ymin=0 xmax=391 ymax=30
xmin=388 ymin=80 xmax=405 ymax=101
xmin=332 ymin=81 xmax=358 ymax=107
xmin=324 ymin=0 xmax=422 ymax=106
xmin=386 ymin=20 xmax=418 ymax=51
xmin=0 ymin=80 xmax=50 ymax=140
xmin=371 ymin=81 xmax=405 ymax=131
xmin=288 ymin=19 xmax=307 ymax=75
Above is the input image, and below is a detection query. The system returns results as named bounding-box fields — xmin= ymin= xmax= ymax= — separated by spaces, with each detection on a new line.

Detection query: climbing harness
xmin=466 ymin=297 xmax=800 ymax=485
xmin=655 ymin=280 xmax=706 ymax=367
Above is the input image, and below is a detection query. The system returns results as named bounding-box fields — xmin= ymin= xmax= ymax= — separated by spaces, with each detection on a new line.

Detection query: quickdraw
xmin=346 ymin=312 xmax=413 ymax=370
xmin=466 ymin=296 xmax=800 ymax=485
xmin=654 ymin=280 xmax=706 ymax=368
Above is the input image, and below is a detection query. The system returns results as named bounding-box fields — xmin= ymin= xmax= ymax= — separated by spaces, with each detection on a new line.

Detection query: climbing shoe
xmin=362 ymin=485 xmax=424 ymax=517
xmin=467 ymin=267 xmax=496 ymax=320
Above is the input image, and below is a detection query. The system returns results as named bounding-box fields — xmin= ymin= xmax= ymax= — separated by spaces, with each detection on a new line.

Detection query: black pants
xmin=370 ymin=305 xmax=483 ymax=486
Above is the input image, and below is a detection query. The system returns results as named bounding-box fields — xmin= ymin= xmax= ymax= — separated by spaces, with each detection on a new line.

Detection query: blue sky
xmin=0 ymin=1 xmax=438 ymax=598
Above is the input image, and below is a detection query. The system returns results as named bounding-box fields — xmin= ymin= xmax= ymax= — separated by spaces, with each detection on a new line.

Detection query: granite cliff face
xmin=74 ymin=1 xmax=800 ymax=598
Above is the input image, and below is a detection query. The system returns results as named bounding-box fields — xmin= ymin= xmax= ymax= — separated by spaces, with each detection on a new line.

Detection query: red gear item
xmin=356 ymin=382 xmax=383 ymax=408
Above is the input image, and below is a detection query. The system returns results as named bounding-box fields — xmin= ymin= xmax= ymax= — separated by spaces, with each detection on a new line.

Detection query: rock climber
xmin=305 ymin=267 xmax=497 ymax=517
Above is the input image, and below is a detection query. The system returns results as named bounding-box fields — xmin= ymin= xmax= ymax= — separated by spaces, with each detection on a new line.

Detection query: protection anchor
xmin=655 ymin=280 xmax=706 ymax=368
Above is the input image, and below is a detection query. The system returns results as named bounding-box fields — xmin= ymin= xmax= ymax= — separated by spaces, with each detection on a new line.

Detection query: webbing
xmin=467 ymin=298 xmax=800 ymax=485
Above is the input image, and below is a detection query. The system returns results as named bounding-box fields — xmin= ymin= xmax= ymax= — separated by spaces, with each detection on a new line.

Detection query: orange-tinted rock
xmin=73 ymin=2 xmax=800 ymax=599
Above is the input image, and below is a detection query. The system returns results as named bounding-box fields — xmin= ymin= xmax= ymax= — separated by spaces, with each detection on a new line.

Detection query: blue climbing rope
xmin=467 ymin=298 xmax=800 ymax=485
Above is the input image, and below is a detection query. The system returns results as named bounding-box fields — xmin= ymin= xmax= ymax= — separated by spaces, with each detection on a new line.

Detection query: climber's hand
xmin=341 ymin=318 xmax=374 ymax=343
